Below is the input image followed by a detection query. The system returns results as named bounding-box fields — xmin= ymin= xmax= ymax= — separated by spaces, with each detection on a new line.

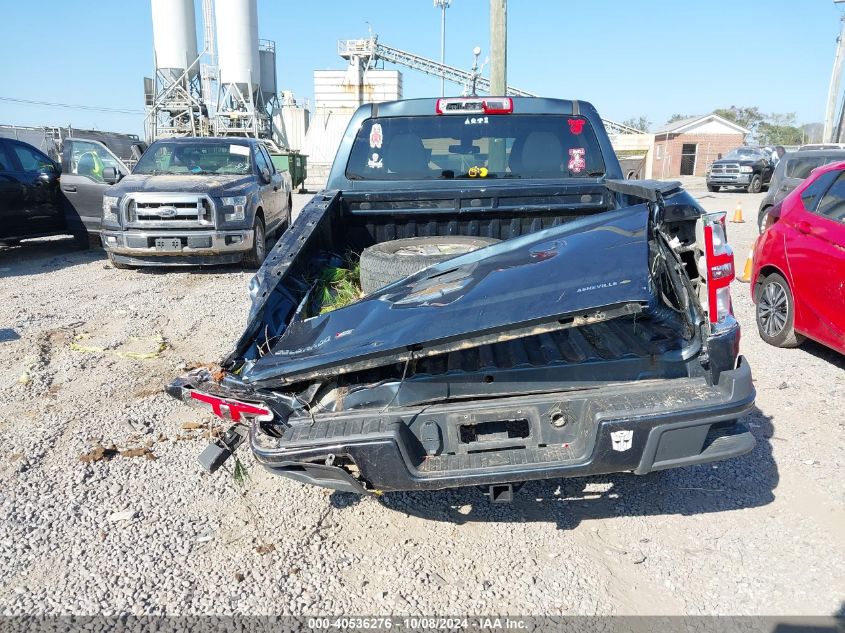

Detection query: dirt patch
xmin=79 ymin=443 xmax=156 ymax=463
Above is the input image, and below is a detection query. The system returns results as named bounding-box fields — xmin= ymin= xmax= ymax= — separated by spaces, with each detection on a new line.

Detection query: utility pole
xmin=489 ymin=0 xmax=507 ymax=171
xmin=825 ymin=4 xmax=845 ymax=142
xmin=489 ymin=0 xmax=507 ymax=96
xmin=434 ymin=0 xmax=451 ymax=96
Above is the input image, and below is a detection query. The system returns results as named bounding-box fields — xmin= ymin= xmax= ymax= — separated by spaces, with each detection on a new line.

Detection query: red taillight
xmin=190 ymin=391 xmax=273 ymax=422
xmin=702 ymin=221 xmax=735 ymax=324
xmin=436 ymin=97 xmax=513 ymax=115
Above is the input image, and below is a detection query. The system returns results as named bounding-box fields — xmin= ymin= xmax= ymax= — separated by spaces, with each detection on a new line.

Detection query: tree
xmin=757 ymin=112 xmax=803 ymax=146
xmin=713 ymin=106 xmax=765 ymax=136
xmin=622 ymin=116 xmax=650 ymax=132
xmin=666 ymin=114 xmax=692 ymax=124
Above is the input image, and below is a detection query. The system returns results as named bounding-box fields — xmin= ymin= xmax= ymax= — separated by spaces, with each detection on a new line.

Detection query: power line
xmin=0 ymin=96 xmax=143 ymax=115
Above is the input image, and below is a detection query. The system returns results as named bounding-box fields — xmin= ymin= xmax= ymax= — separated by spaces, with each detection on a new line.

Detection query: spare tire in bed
xmin=359 ymin=235 xmax=501 ymax=294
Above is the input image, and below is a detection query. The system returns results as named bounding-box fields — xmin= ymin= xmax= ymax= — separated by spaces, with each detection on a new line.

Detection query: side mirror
xmin=38 ymin=164 xmax=58 ymax=179
xmin=103 ymin=166 xmax=120 ymax=185
xmin=260 ymin=167 xmax=271 ymax=184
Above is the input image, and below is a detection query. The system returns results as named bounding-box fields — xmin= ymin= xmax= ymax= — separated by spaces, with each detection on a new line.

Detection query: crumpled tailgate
xmin=244 ymin=204 xmax=655 ymax=386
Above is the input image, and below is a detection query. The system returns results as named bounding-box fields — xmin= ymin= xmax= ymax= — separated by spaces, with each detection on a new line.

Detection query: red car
xmin=751 ymin=160 xmax=845 ymax=353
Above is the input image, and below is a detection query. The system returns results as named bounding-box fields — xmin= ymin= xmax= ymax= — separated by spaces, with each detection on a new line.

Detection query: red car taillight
xmin=697 ymin=212 xmax=735 ymax=324
xmin=189 ymin=391 xmax=273 ymax=422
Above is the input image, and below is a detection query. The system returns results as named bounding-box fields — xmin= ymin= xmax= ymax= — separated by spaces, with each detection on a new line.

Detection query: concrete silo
xmin=146 ymin=0 xmax=207 ymax=139
xmin=214 ymin=0 xmax=270 ymax=138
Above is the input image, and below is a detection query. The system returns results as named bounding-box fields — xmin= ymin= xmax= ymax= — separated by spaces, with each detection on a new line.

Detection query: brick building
xmin=652 ymin=114 xmax=750 ymax=178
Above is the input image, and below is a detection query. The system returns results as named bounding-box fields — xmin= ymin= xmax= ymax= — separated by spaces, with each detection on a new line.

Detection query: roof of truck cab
xmin=149 ymin=137 xmax=256 ymax=145
xmin=365 ymin=97 xmax=597 ymax=118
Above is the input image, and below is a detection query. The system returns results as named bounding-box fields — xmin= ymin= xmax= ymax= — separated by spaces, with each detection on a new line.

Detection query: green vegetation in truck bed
xmin=313 ymin=254 xmax=363 ymax=314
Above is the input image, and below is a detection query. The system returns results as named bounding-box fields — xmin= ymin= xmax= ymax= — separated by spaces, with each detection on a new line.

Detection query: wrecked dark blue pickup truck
xmin=167 ymin=97 xmax=755 ymax=501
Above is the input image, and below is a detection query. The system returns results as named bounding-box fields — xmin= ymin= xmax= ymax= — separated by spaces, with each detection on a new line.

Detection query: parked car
xmin=757 ymin=149 xmax=845 ymax=232
xmin=166 ymin=97 xmax=756 ymax=500
xmin=751 ymin=160 xmax=845 ymax=354
xmin=706 ymin=147 xmax=775 ymax=193
xmin=100 ymin=137 xmax=293 ymax=269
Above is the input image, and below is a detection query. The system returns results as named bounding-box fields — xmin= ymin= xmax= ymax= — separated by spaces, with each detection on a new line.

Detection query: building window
xmin=655 ymin=144 xmax=664 ymax=160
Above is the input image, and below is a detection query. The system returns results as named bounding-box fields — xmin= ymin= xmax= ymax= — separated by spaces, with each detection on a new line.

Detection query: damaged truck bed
xmin=168 ymin=97 xmax=755 ymax=498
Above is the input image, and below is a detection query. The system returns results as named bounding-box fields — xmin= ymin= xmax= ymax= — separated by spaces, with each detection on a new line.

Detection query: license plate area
xmin=447 ymin=409 xmax=537 ymax=455
xmin=155 ymin=237 xmax=182 ymax=252
xmin=459 ymin=419 xmax=530 ymax=444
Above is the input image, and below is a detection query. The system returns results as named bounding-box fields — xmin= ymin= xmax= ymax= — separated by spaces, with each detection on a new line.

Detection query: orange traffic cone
xmin=731 ymin=202 xmax=745 ymax=223
xmin=737 ymin=239 xmax=756 ymax=283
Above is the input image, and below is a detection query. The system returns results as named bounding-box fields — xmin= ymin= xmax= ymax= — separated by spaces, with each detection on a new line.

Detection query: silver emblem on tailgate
xmin=610 ymin=430 xmax=633 ymax=452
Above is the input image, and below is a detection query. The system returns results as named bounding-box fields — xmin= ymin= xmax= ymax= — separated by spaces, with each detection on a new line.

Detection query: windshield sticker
xmin=568 ymin=118 xmax=585 ymax=135
xmin=464 ymin=116 xmax=489 ymax=125
xmin=367 ymin=153 xmax=384 ymax=169
xmin=369 ymin=123 xmax=383 ymax=149
xmin=468 ymin=166 xmax=489 ymax=178
xmin=230 ymin=144 xmax=250 ymax=156
xmin=568 ymin=148 xmax=586 ymax=173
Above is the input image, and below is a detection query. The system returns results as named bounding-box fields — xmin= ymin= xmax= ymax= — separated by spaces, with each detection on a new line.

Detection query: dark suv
xmin=706 ymin=147 xmax=775 ymax=193
xmin=757 ymin=149 xmax=845 ymax=232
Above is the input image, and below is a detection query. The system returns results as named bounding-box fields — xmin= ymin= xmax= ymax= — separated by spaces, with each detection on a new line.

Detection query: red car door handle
xmin=797 ymin=220 xmax=812 ymax=235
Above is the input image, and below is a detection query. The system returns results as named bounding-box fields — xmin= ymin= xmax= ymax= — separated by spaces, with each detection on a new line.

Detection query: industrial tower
xmin=145 ymin=0 xmax=280 ymax=143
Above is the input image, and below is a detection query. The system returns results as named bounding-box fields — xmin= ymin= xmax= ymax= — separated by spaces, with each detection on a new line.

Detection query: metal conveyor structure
xmin=338 ymin=36 xmax=643 ymax=136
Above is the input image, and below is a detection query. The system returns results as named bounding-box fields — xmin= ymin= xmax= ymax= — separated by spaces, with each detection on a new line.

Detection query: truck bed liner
xmin=335 ymin=312 xmax=691 ymax=386
xmin=322 ymin=311 xmax=696 ymax=411
xmin=411 ymin=314 xmax=685 ymax=377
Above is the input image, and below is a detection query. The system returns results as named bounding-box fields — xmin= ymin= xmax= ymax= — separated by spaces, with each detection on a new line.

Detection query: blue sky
xmin=0 ymin=0 xmax=841 ymax=137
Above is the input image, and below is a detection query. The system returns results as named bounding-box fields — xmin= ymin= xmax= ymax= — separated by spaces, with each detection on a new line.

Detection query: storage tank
xmin=150 ymin=0 xmax=199 ymax=79
xmin=215 ymin=0 xmax=261 ymax=94
xmin=259 ymin=40 xmax=278 ymax=102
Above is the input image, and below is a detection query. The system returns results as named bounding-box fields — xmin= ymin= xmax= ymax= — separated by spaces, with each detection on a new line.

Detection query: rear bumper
xmin=252 ymin=358 xmax=756 ymax=494
xmin=101 ymin=229 xmax=253 ymax=266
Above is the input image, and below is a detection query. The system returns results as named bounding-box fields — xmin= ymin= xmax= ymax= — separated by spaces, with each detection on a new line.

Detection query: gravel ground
xmin=0 ymin=187 xmax=843 ymax=617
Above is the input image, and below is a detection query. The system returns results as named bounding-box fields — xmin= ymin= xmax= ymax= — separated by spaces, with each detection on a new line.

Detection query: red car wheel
xmin=755 ymin=272 xmax=804 ymax=348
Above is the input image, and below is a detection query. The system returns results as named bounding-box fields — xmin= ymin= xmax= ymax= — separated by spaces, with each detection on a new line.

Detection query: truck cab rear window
xmin=346 ymin=115 xmax=605 ymax=181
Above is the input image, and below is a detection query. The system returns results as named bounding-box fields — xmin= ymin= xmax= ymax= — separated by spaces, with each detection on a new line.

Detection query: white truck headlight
xmin=102 ymin=196 xmax=119 ymax=223
xmin=739 ymin=166 xmax=753 ymax=173
xmin=222 ymin=196 xmax=247 ymax=221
